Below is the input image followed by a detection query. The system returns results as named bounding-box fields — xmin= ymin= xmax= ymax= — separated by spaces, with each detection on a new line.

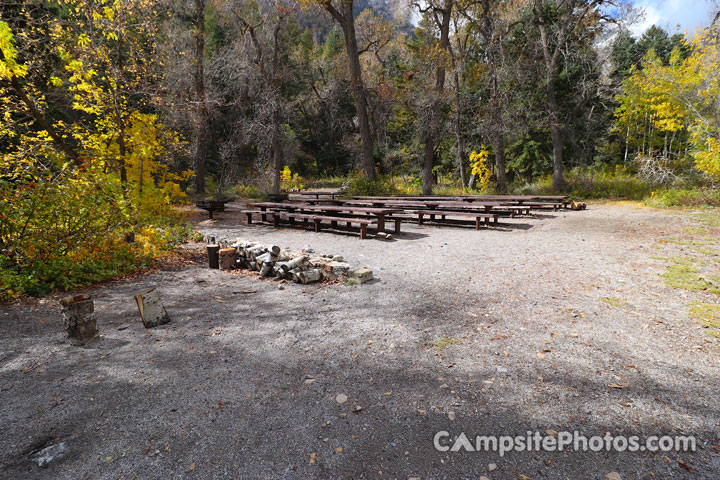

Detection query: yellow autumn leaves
xmin=615 ymin=26 xmax=720 ymax=180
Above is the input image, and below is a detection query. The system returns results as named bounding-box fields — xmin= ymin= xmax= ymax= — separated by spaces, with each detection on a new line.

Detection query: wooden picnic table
xmin=248 ymin=202 xmax=401 ymax=233
xmin=291 ymin=190 xmax=343 ymax=199
xmin=338 ymin=199 xmax=515 ymax=212
xmin=348 ymin=195 xmax=568 ymax=205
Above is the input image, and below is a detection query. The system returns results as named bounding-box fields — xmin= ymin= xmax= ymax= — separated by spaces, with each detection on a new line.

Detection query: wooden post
xmin=134 ymin=288 xmax=171 ymax=328
xmin=206 ymin=244 xmax=220 ymax=269
xmin=60 ymin=294 xmax=98 ymax=345
xmin=219 ymin=248 xmax=237 ymax=269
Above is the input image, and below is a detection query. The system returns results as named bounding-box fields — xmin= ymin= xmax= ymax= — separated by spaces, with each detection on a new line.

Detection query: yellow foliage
xmin=0 ymin=21 xmax=28 ymax=79
xmin=280 ymin=165 xmax=304 ymax=190
xmin=469 ymin=147 xmax=492 ymax=190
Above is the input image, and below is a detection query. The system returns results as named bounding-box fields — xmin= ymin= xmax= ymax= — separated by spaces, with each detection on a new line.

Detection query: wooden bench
xmin=240 ymin=209 xmax=269 ymax=223
xmin=244 ymin=210 xmax=376 ymax=239
xmin=522 ymin=201 xmax=563 ymax=211
xmin=301 ymin=210 xmax=402 ymax=233
xmin=412 ymin=210 xmax=498 ymax=230
xmin=492 ymin=206 xmax=531 ymax=217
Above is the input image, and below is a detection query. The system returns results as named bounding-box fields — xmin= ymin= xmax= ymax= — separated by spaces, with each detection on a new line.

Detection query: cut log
xmin=296 ymin=268 xmax=322 ymax=284
xmin=281 ymin=255 xmax=309 ymax=272
xmin=259 ymin=262 xmax=275 ymax=277
xmin=219 ymin=248 xmax=238 ymax=270
xmin=60 ymin=294 xmax=98 ymax=345
xmin=134 ymin=288 xmax=171 ymax=328
xmin=255 ymin=252 xmax=278 ymax=265
xmin=206 ymin=244 xmax=220 ymax=269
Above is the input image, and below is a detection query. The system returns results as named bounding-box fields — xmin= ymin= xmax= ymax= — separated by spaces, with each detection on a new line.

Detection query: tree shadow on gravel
xmin=1 ymin=266 xmax=718 ymax=479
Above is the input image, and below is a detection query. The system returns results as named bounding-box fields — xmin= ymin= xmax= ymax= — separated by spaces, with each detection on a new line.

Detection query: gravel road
xmin=1 ymin=202 xmax=718 ymax=479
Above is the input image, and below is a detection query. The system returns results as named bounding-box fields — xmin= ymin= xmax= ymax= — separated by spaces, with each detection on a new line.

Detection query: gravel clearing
xmin=1 ymin=201 xmax=719 ymax=479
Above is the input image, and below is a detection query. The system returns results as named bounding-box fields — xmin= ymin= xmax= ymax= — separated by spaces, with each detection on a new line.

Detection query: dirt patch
xmin=1 ymin=203 xmax=718 ymax=479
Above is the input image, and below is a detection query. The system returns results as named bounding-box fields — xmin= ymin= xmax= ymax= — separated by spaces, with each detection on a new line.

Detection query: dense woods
xmin=1 ymin=0 xmax=719 ymax=298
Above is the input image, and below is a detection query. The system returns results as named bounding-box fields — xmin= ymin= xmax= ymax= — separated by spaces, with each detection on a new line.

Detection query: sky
xmin=631 ymin=0 xmax=717 ymax=36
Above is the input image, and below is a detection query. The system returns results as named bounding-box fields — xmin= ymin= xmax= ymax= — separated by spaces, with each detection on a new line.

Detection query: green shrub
xmin=644 ymin=188 xmax=720 ymax=208
xmin=0 ymin=165 xmax=197 ymax=301
xmin=346 ymin=172 xmax=400 ymax=196
xmin=515 ymin=165 xmax=651 ymax=200
xmin=228 ymin=183 xmax=267 ymax=200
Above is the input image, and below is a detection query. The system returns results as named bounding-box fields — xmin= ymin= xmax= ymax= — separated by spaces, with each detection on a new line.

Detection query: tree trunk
xmin=493 ymin=131 xmax=507 ymax=192
xmin=452 ymin=76 xmax=467 ymax=188
xmin=328 ymin=3 xmax=375 ymax=181
xmin=422 ymin=0 xmax=453 ymax=195
xmin=193 ymin=0 xmax=207 ymax=195
xmin=271 ymin=112 xmax=282 ymax=195
xmin=548 ymin=77 xmax=564 ymax=191
xmin=534 ymin=0 xmax=565 ymax=191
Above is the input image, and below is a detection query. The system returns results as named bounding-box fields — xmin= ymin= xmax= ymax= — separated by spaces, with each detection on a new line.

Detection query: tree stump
xmin=60 ymin=294 xmax=98 ymax=345
xmin=206 ymin=244 xmax=220 ymax=269
xmin=134 ymin=288 xmax=171 ymax=328
xmin=219 ymin=248 xmax=238 ymax=269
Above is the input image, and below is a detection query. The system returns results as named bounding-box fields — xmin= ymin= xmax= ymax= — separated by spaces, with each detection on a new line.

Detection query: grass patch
xmin=664 ymin=237 xmax=716 ymax=246
xmin=430 ymin=336 xmax=460 ymax=351
xmin=688 ymin=302 xmax=720 ymax=337
xmin=599 ymin=296 xmax=631 ymax=308
xmin=693 ymin=212 xmax=720 ymax=226
xmin=693 ymin=246 xmax=720 ymax=260
xmin=661 ymin=257 xmax=720 ymax=294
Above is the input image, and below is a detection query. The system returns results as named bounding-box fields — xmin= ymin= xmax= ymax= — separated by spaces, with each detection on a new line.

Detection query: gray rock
xmin=30 ymin=442 xmax=69 ymax=467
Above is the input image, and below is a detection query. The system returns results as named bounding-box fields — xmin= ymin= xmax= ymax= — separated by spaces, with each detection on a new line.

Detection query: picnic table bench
xmin=241 ymin=209 xmax=378 ymax=239
xmin=411 ymin=210 xmax=499 ymax=229
xmin=249 ymin=202 xmax=401 ymax=233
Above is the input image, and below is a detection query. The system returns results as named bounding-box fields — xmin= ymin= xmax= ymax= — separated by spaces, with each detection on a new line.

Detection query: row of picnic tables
xmin=242 ymin=194 xmax=569 ymax=238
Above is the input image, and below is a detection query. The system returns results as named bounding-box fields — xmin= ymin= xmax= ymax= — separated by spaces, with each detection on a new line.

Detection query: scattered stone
xmin=30 ymin=441 xmax=69 ymax=467
xmin=278 ymin=285 xmax=285 ymax=290
xmin=331 ymin=255 xmax=344 ymax=262
xmin=352 ymin=405 xmax=363 ymax=413
xmin=335 ymin=393 xmax=348 ymax=404
xmin=447 ymin=411 xmax=456 ymax=421
xmin=325 ymin=261 xmax=351 ymax=276
xmin=117 ymin=324 xmax=129 ymax=331
xmin=439 ymin=383 xmax=449 ymax=389
xmin=348 ymin=267 xmax=373 ymax=284
xmin=488 ymin=463 xmax=497 ymax=471
xmin=304 ymin=378 xmax=316 ymax=386
xmin=302 ymin=245 xmax=314 ymax=253
xmin=338 ymin=413 xmax=347 ymax=418
xmin=478 ymin=477 xmax=490 ymax=480
xmin=606 ymin=473 xmax=622 ymax=480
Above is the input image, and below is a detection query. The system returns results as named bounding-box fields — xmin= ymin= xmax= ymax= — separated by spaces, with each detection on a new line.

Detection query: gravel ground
xmin=1 ymin=201 xmax=719 ymax=479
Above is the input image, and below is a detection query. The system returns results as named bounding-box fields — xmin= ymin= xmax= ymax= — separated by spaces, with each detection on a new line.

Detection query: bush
xmin=345 ymin=172 xmax=400 ymax=196
xmin=515 ymin=165 xmax=651 ymax=200
xmin=644 ymin=188 xmax=720 ymax=208
xmin=0 ymin=164 xmax=196 ymax=301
